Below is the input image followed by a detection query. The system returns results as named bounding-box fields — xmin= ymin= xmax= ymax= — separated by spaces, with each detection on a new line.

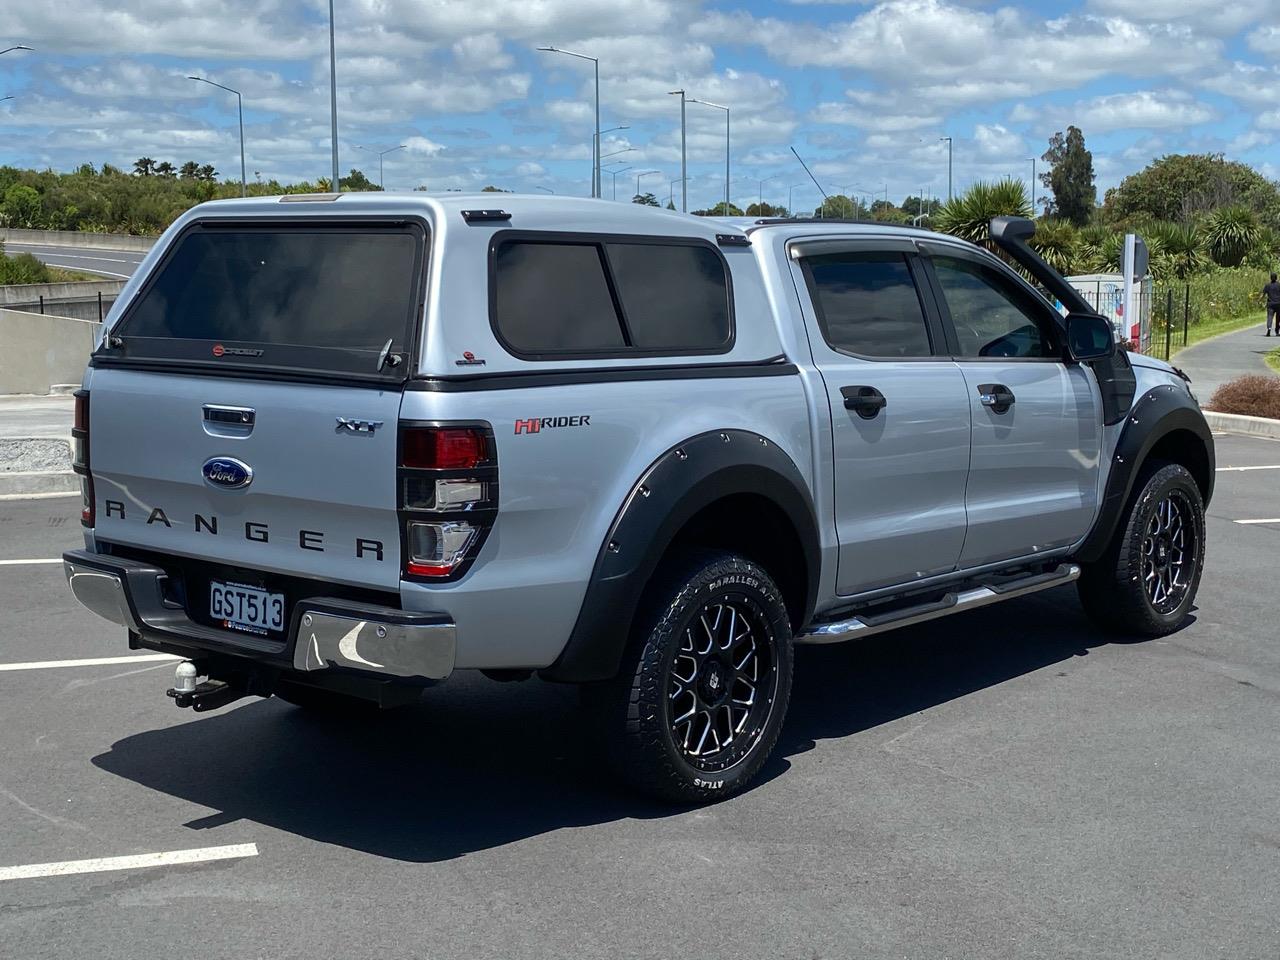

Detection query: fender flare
xmin=541 ymin=429 xmax=820 ymax=683
xmin=1076 ymin=383 xmax=1215 ymax=563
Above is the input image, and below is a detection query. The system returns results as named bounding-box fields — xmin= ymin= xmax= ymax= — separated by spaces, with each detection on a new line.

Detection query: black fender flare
xmin=541 ymin=429 xmax=821 ymax=683
xmin=1076 ymin=383 xmax=1215 ymax=563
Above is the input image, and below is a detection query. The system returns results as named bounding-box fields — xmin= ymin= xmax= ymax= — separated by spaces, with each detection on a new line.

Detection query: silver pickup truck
xmin=63 ymin=194 xmax=1214 ymax=801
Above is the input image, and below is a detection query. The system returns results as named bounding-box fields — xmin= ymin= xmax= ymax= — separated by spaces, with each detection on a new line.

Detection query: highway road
xmin=4 ymin=241 xmax=146 ymax=279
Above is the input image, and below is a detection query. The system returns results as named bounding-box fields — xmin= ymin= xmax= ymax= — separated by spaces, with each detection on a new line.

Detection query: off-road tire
xmin=586 ymin=550 xmax=794 ymax=803
xmin=1078 ymin=461 xmax=1205 ymax=636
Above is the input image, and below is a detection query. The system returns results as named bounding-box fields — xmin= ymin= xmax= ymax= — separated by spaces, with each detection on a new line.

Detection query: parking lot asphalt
xmin=1 ymin=433 xmax=1277 ymax=959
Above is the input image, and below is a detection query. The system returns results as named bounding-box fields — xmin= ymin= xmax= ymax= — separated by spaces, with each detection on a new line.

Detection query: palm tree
xmin=933 ymin=178 xmax=1033 ymax=245
xmin=198 ymin=164 xmax=218 ymax=182
xmin=1140 ymin=221 xmax=1207 ymax=280
xmin=1203 ymin=206 xmax=1261 ymax=268
xmin=179 ymin=161 xmax=200 ymax=180
xmin=154 ymin=161 xmax=177 ymax=178
xmin=133 ymin=157 xmax=155 ymax=176
xmin=1028 ymin=219 xmax=1078 ymax=275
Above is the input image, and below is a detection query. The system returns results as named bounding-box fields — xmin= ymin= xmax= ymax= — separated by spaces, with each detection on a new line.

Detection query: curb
xmin=1203 ymin=411 xmax=1280 ymax=440
xmin=0 ymin=470 xmax=79 ymax=497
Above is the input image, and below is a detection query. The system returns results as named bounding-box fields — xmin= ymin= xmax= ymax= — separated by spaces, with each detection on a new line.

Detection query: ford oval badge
xmin=202 ymin=456 xmax=253 ymax=489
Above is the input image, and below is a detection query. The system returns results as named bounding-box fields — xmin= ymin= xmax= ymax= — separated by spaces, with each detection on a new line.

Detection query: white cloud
xmin=1012 ymin=91 xmax=1215 ymax=133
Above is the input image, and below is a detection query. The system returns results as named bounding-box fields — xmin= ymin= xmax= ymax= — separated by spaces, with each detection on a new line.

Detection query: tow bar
xmin=166 ymin=660 xmax=254 ymax=712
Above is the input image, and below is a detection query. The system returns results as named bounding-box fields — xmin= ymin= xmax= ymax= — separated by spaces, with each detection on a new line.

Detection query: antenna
xmin=790 ymin=146 xmax=828 ymax=203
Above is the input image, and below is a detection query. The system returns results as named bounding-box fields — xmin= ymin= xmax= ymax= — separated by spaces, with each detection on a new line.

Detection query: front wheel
xmin=1078 ymin=462 xmax=1206 ymax=636
xmin=586 ymin=550 xmax=794 ymax=803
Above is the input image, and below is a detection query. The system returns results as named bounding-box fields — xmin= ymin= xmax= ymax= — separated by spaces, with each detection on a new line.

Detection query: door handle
xmin=841 ymin=385 xmax=887 ymax=419
xmin=977 ymin=383 xmax=1016 ymax=413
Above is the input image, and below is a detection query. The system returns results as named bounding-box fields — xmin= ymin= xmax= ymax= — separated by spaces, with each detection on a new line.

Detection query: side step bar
xmin=795 ymin=563 xmax=1080 ymax=645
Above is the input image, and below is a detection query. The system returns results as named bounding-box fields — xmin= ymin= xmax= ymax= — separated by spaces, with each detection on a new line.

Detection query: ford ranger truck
xmin=63 ymin=196 xmax=1214 ymax=802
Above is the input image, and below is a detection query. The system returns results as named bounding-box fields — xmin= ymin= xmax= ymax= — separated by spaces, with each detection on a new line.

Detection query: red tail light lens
xmin=401 ymin=427 xmax=489 ymax=470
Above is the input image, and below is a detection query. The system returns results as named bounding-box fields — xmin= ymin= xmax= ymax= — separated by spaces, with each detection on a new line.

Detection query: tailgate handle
xmin=202 ymin=404 xmax=255 ymax=438
xmin=203 ymin=404 xmax=255 ymax=426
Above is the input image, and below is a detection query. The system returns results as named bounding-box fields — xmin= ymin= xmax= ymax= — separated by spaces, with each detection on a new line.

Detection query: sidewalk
xmin=0 ymin=394 xmax=76 ymax=496
xmin=1173 ymin=320 xmax=1276 ymax=402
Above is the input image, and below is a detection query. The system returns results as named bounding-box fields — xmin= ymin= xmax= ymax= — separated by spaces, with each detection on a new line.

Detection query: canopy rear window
xmin=107 ymin=221 xmax=426 ymax=381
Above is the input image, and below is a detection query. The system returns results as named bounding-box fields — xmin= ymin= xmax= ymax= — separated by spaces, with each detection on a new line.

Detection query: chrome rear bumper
xmin=62 ymin=550 xmax=455 ymax=681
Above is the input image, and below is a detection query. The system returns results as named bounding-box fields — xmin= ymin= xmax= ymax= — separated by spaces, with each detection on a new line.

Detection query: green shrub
xmin=0 ymin=248 xmax=51 ymax=285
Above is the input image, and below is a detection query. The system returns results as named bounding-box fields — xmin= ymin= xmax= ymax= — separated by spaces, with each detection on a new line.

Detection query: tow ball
xmin=166 ymin=660 xmax=249 ymax=712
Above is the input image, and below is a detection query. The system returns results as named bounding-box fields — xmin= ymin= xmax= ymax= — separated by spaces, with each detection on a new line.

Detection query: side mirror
xmin=1065 ymin=312 xmax=1115 ymax=362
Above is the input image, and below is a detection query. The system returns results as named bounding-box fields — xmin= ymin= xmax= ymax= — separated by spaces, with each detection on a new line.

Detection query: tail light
xmin=72 ymin=390 xmax=93 ymax=527
xmin=398 ymin=423 xmax=497 ymax=580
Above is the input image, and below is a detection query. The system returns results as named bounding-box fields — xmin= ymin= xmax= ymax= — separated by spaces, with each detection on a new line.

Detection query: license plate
xmin=210 ymin=580 xmax=285 ymax=635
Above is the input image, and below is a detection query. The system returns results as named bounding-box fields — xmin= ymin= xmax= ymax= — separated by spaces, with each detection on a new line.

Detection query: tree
xmin=481 ymin=185 xmax=510 ymax=193
xmin=934 ymin=179 xmax=1033 ymax=244
xmin=1103 ymin=154 xmax=1280 ymax=227
xmin=154 ymin=161 xmax=176 ymax=178
xmin=1041 ymin=126 xmax=1095 ymax=226
xmin=1202 ymin=206 xmax=1261 ymax=268
xmin=692 ymin=201 xmax=744 ymax=216
xmin=133 ymin=157 xmax=156 ymax=177
xmin=814 ymin=195 xmax=861 ymax=219
xmin=632 ymin=192 xmax=659 ymax=206
xmin=1 ymin=184 xmax=42 ymax=227
xmin=666 ymin=200 xmax=676 ymax=210
xmin=901 ymin=195 xmax=937 ymax=218
xmin=198 ymin=164 xmax=218 ymax=182
xmin=744 ymin=201 xmax=785 ymax=217
xmin=179 ymin=161 xmax=201 ymax=180
xmin=1027 ymin=219 xmax=1078 ymax=275
xmin=339 ymin=168 xmax=377 ymax=191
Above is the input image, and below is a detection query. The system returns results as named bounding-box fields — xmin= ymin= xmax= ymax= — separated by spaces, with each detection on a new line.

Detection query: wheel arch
xmin=1076 ymin=384 xmax=1215 ymax=563
xmin=541 ymin=430 xmax=820 ymax=683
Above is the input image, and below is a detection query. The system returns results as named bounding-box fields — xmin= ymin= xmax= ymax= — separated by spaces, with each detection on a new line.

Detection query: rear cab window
xmin=491 ymin=234 xmax=733 ymax=358
xmin=104 ymin=220 xmax=428 ymax=382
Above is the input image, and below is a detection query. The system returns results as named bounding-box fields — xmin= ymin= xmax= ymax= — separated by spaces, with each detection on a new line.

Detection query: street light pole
xmin=669 ymin=177 xmax=687 ymax=208
xmin=606 ymin=166 xmax=631 ymax=200
xmin=188 ymin=76 xmax=246 ymax=197
xmin=668 ymin=89 xmax=687 ymax=211
xmin=358 ymin=144 xmax=405 ymax=189
xmin=689 ymin=98 xmax=729 ymax=213
xmin=0 ymin=45 xmax=34 ymax=56
xmin=328 ymin=0 xmax=340 ymax=193
xmin=758 ymin=173 xmax=780 ymax=211
xmin=538 ymin=46 xmax=601 ymax=198
xmin=1027 ymin=157 xmax=1036 ymax=215
xmin=635 ymin=169 xmax=660 ymax=201
xmin=940 ymin=136 xmax=953 ymax=203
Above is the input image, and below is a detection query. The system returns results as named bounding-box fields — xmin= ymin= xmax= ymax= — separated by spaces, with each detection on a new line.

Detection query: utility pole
xmin=328 ymin=0 xmax=340 ymax=193
xmin=669 ymin=89 xmax=687 ymax=211
xmin=940 ymin=136 xmax=953 ymax=203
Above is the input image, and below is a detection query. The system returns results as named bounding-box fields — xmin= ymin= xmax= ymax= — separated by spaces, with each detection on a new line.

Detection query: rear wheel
xmin=1078 ymin=462 xmax=1205 ymax=636
xmin=586 ymin=550 xmax=793 ymax=803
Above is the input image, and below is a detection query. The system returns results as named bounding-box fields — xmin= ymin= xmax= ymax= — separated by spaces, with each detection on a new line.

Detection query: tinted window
xmin=493 ymin=242 xmax=625 ymax=353
xmin=606 ymin=242 xmax=730 ymax=349
xmin=119 ymin=227 xmax=422 ymax=376
xmin=931 ymin=256 xmax=1057 ymax=358
xmin=804 ymin=252 xmax=932 ymax=358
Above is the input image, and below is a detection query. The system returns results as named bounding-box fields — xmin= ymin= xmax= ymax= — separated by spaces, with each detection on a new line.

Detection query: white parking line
xmin=0 ymin=843 xmax=258 ymax=882
xmin=1235 ymin=518 xmax=1280 ymax=525
xmin=0 ymin=558 xmax=63 ymax=566
xmin=0 ymin=654 xmax=178 ymax=672
xmin=1217 ymin=464 xmax=1280 ymax=472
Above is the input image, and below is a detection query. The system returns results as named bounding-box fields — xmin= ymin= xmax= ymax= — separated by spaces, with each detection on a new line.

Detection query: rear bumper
xmin=62 ymin=550 xmax=455 ymax=681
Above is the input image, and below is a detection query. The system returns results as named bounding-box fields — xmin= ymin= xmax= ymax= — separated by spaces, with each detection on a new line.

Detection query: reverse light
xmin=72 ymin=391 xmax=93 ymax=527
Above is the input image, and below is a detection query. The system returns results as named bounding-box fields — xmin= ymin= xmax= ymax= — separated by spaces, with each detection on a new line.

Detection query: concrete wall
xmin=0 ymin=280 xmax=127 ymax=323
xmin=0 ymin=228 xmax=155 ymax=253
xmin=0 ymin=308 xmax=97 ymax=395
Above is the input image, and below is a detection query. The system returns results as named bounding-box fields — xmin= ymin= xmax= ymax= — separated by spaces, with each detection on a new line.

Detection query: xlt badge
xmin=336 ymin=418 xmax=384 ymax=435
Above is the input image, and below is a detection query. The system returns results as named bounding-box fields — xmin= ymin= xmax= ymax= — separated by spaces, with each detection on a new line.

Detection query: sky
xmin=2 ymin=0 xmax=1279 ymax=211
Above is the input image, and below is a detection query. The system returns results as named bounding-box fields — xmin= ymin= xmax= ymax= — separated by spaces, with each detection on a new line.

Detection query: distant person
xmin=1265 ymin=273 xmax=1280 ymax=336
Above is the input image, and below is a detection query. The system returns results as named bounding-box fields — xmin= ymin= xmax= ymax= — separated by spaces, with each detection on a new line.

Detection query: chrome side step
xmin=795 ymin=563 xmax=1081 ymax=645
